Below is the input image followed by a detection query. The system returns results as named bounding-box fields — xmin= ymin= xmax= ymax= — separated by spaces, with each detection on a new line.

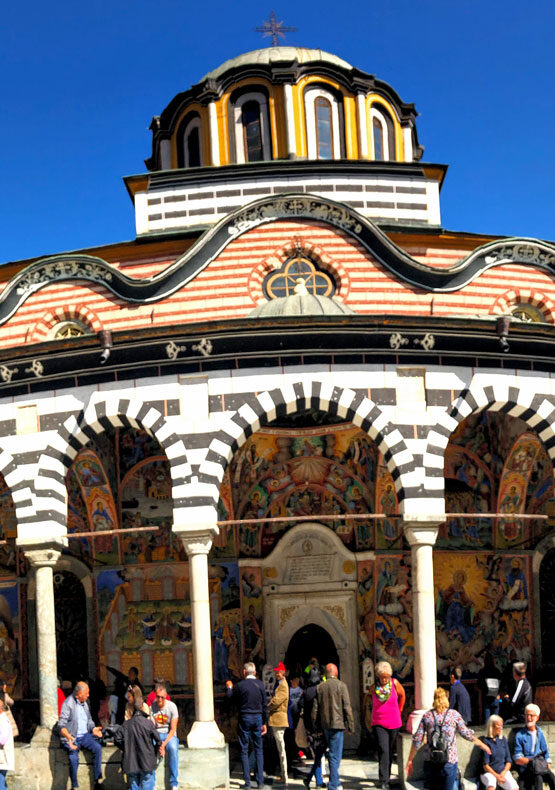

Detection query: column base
xmin=406 ymin=708 xmax=427 ymax=733
xmin=187 ymin=719 xmax=225 ymax=748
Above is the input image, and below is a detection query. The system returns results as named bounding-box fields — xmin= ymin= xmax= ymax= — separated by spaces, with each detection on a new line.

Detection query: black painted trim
xmin=3 ymin=193 xmax=555 ymax=328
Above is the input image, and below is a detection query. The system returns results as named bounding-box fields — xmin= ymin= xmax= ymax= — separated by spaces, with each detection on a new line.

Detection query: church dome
xmin=248 ymin=278 xmax=355 ymax=318
xmin=200 ymin=47 xmax=354 ymax=81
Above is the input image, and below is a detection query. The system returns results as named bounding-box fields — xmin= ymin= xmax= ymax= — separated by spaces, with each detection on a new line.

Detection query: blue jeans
xmin=238 ymin=713 xmax=264 ymax=787
xmin=425 ymin=760 xmax=459 ymax=790
xmin=62 ymin=732 xmax=103 ymax=788
xmin=158 ymin=734 xmax=179 ymax=787
xmin=306 ymin=737 xmax=326 ymax=786
xmin=324 ymin=729 xmax=344 ymax=790
xmin=0 ymin=769 xmax=6 ymax=790
xmin=128 ymin=770 xmax=156 ymax=790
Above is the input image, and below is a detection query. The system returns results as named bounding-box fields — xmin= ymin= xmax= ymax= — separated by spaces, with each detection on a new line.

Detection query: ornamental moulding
xmin=1 ymin=194 xmax=555 ymax=327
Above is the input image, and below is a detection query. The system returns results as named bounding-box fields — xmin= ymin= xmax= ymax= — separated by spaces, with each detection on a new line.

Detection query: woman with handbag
xmin=367 ymin=661 xmax=406 ymax=790
xmin=406 ymin=688 xmax=491 ymax=790
xmin=513 ymin=703 xmax=555 ymax=790
xmin=480 ymin=715 xmax=518 ymax=790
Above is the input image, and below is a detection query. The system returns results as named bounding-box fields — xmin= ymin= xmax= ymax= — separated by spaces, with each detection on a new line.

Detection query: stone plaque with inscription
xmin=286 ymin=553 xmax=333 ymax=583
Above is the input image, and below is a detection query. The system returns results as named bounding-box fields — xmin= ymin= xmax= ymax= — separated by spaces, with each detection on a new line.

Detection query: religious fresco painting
xmin=230 ymin=424 xmax=398 ymax=556
xmin=434 ymin=552 xmax=532 ymax=678
xmin=0 ymin=581 xmax=21 ymax=697
xmin=357 ymin=559 xmax=374 ymax=678
xmin=211 ymin=563 xmax=242 ymax=685
xmin=441 ymin=413 xmax=553 ymax=550
xmin=240 ymin=566 xmax=264 ymax=669
xmin=375 ymin=555 xmax=413 ymax=680
xmin=211 ymin=469 xmax=236 ymax=560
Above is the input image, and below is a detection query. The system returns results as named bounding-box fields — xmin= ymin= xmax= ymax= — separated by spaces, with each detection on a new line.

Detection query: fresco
xmin=231 ymin=425 xmax=386 ymax=556
xmin=375 ymin=458 xmax=400 ymax=548
xmin=434 ymin=553 xmax=532 ymax=678
xmin=240 ymin=566 xmax=264 ymax=670
xmin=0 ymin=582 xmax=21 ymax=697
xmin=374 ymin=555 xmax=413 ymax=680
xmin=0 ymin=475 xmax=17 ymax=575
xmin=211 ymin=469 xmax=236 ymax=559
xmin=441 ymin=445 xmax=494 ymax=548
xmin=443 ymin=413 xmax=553 ymax=550
xmin=357 ymin=559 xmax=374 ymax=666
xmin=98 ymin=561 xmax=241 ymax=689
xmin=119 ymin=428 xmax=163 ymax=475
xmin=120 ymin=458 xmax=179 ymax=563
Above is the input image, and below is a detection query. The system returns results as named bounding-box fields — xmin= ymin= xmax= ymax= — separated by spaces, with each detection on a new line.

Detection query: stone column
xmin=25 ymin=547 xmax=62 ymax=729
xmin=403 ymin=520 xmax=440 ymax=732
xmin=180 ymin=530 xmax=225 ymax=748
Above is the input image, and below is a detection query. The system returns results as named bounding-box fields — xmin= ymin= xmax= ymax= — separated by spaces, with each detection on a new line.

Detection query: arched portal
xmin=284 ymin=623 xmax=339 ymax=678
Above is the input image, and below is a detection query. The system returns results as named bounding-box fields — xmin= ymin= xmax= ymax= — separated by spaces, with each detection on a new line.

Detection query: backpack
xmin=429 ymin=710 xmax=450 ymax=765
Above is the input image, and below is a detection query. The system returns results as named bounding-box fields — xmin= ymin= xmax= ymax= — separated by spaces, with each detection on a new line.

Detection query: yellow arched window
xmin=511 ymin=304 xmax=545 ymax=323
xmin=263 ymin=256 xmax=335 ymax=299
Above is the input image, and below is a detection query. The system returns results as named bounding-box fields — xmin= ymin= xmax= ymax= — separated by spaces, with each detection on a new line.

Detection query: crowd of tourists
xmin=0 ymin=658 xmax=553 ymax=790
xmin=403 ymin=661 xmax=555 ymax=790
xmin=225 ymin=658 xmax=354 ymax=790
xmin=56 ymin=670 xmax=178 ymax=790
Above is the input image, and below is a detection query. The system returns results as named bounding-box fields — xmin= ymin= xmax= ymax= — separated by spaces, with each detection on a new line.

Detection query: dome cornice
xmin=155 ymin=53 xmax=417 ymax=138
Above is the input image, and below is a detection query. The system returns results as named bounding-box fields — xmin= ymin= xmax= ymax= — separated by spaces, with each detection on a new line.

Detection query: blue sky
xmin=1 ymin=0 xmax=553 ymax=265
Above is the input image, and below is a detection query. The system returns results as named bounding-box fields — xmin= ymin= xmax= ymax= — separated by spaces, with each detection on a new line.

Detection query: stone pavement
xmin=229 ymin=754 xmax=398 ymax=789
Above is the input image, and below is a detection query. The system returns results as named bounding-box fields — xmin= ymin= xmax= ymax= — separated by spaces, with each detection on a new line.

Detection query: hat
xmin=273 ymin=661 xmax=286 ymax=672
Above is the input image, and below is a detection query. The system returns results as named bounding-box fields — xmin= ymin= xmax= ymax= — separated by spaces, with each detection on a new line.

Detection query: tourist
xmin=58 ymin=679 xmax=72 ymax=717
xmin=312 ymin=663 xmax=354 ymax=790
xmin=125 ymin=685 xmax=149 ymax=721
xmin=449 ymin=667 xmax=472 ymax=724
xmin=406 ymin=687 xmax=491 ymax=790
xmin=0 ymin=699 xmax=14 ymax=790
xmin=226 ymin=662 xmax=268 ymax=789
xmin=501 ymin=663 xmax=533 ymax=725
xmin=57 ymin=681 xmax=104 ymax=790
xmin=513 ymin=703 xmax=555 ymax=790
xmin=285 ymin=676 xmax=304 ymax=769
xmin=146 ymin=678 xmax=171 ymax=707
xmin=150 ymin=684 xmax=179 ymax=790
xmin=302 ymin=668 xmax=326 ymax=789
xmin=0 ymin=684 xmax=18 ymax=739
xmin=480 ymin=715 xmax=518 ymax=790
xmin=367 ymin=660 xmax=405 ymax=790
xmin=114 ymin=693 xmax=161 ymax=790
xmin=268 ymin=661 xmax=289 ymax=785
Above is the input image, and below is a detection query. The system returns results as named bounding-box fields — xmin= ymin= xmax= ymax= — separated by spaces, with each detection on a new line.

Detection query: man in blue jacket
xmin=58 ymin=681 xmax=104 ymax=790
xmin=513 ymin=703 xmax=555 ymax=790
xmin=226 ymin=662 xmax=268 ymax=789
xmin=449 ymin=666 xmax=472 ymax=724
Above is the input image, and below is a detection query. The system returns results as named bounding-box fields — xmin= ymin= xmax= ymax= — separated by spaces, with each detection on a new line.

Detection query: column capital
xmin=178 ymin=529 xmax=215 ymax=557
xmin=24 ymin=545 xmax=63 ymax=568
xmin=403 ymin=518 xmax=442 ymax=547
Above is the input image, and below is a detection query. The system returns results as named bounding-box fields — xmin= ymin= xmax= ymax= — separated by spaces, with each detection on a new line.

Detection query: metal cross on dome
xmin=254 ymin=11 xmax=297 ymax=46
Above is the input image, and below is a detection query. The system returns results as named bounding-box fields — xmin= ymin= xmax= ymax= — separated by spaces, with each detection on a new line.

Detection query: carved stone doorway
xmin=256 ymin=522 xmax=361 ymax=747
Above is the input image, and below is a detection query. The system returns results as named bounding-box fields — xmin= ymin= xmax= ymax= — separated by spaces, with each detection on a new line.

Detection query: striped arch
xmin=32 ymin=397 xmax=191 ymax=531
xmin=195 ymin=380 xmax=416 ymax=511
xmin=29 ymin=304 xmax=104 ymax=343
xmin=0 ymin=448 xmax=34 ymax=531
xmin=423 ymin=381 xmax=555 ymax=501
xmin=491 ymin=288 xmax=555 ymax=323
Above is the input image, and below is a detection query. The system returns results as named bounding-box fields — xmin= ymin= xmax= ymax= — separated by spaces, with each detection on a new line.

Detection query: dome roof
xmin=248 ymin=280 xmax=355 ymax=318
xmin=201 ymin=47 xmax=353 ymax=82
